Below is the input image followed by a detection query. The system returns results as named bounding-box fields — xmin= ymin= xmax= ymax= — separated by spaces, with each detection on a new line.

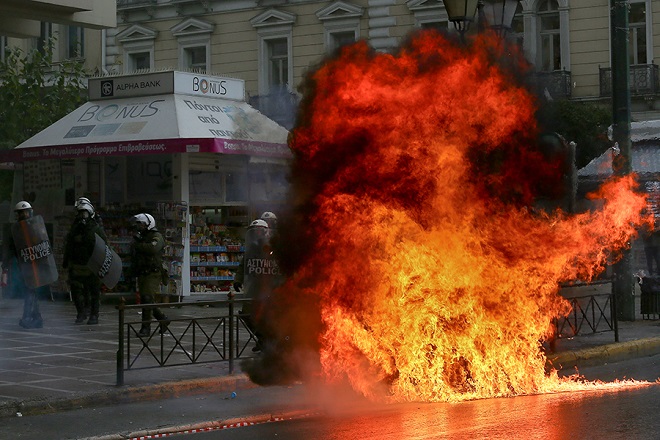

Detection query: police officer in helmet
xmin=129 ymin=213 xmax=170 ymax=337
xmin=63 ymin=198 xmax=107 ymax=324
xmin=12 ymin=201 xmax=46 ymax=329
xmin=233 ymin=218 xmax=275 ymax=352
xmin=260 ymin=211 xmax=277 ymax=229
xmin=15 ymin=201 xmax=33 ymax=220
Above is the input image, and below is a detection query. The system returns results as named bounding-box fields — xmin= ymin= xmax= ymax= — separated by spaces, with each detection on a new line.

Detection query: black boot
xmin=71 ymin=281 xmax=86 ymax=324
xmin=87 ymin=298 xmax=100 ymax=325
xmin=75 ymin=302 xmax=87 ymax=324
xmin=21 ymin=291 xmax=43 ymax=329
xmin=252 ymin=340 xmax=263 ymax=352
xmin=158 ymin=316 xmax=171 ymax=334
xmin=138 ymin=324 xmax=151 ymax=337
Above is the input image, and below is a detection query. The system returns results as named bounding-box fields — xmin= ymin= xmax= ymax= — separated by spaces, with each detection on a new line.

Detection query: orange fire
xmin=279 ymin=30 xmax=650 ymax=402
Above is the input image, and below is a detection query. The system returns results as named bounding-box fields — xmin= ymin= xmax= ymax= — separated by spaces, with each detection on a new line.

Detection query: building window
xmin=406 ymin=0 xmax=447 ymax=31
xmin=538 ymin=0 xmax=561 ymax=71
xmin=519 ymin=0 xmax=569 ymax=71
xmin=329 ymin=30 xmax=357 ymax=52
xmin=317 ymin=2 xmax=363 ymax=53
xmin=171 ymin=18 xmax=214 ymax=73
xmin=129 ymin=52 xmax=151 ymax=70
xmin=509 ymin=2 xmax=524 ymax=50
xmin=67 ymin=26 xmax=84 ymax=58
xmin=267 ymin=38 xmax=289 ymax=90
xmin=251 ymin=9 xmax=296 ymax=95
xmin=37 ymin=22 xmax=53 ymax=54
xmin=117 ymin=24 xmax=158 ymax=73
xmin=184 ymin=46 xmax=207 ymax=71
xmin=629 ymin=1 xmax=649 ymax=65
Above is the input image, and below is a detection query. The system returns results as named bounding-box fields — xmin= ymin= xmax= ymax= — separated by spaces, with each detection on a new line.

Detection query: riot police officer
xmin=129 ymin=213 xmax=169 ymax=337
xmin=10 ymin=201 xmax=58 ymax=329
xmin=63 ymin=198 xmax=107 ymax=325
xmin=260 ymin=211 xmax=278 ymax=229
xmin=75 ymin=197 xmax=104 ymax=228
xmin=233 ymin=218 xmax=280 ymax=352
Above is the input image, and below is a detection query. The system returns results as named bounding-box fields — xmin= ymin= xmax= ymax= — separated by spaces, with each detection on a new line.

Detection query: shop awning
xmin=578 ymin=143 xmax=660 ymax=179
xmin=7 ymin=92 xmax=291 ymax=162
xmin=578 ymin=120 xmax=660 ymax=179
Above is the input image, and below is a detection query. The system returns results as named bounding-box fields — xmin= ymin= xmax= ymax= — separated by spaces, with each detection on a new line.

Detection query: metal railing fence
xmin=116 ymin=298 xmax=257 ymax=386
xmin=554 ymin=292 xmax=618 ymax=342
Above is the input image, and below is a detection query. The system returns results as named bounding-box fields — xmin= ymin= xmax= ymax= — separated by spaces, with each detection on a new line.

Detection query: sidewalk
xmin=548 ymin=282 xmax=660 ymax=369
xmin=0 ymin=285 xmax=659 ymax=419
xmin=0 ymin=297 xmax=255 ymax=418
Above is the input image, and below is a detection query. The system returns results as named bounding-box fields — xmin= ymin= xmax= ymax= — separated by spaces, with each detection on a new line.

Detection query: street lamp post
xmin=610 ymin=0 xmax=634 ymax=321
xmin=443 ymin=0 xmax=480 ymax=40
xmin=443 ymin=0 xmax=518 ymax=39
xmin=480 ymin=0 xmax=519 ymax=37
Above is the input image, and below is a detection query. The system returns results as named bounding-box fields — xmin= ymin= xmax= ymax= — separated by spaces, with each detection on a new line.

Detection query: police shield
xmin=87 ymin=233 xmax=122 ymax=288
xmin=11 ymin=215 xmax=58 ymax=288
xmin=243 ymin=226 xmax=280 ymax=303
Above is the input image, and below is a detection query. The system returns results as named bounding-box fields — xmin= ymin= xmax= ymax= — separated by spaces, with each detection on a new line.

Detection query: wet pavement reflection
xmin=172 ymin=383 xmax=659 ymax=439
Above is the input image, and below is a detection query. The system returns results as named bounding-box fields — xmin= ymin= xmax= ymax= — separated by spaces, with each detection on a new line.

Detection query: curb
xmin=81 ymin=409 xmax=323 ymax=440
xmin=548 ymin=337 xmax=660 ymax=370
xmin=0 ymin=374 xmax=257 ymax=419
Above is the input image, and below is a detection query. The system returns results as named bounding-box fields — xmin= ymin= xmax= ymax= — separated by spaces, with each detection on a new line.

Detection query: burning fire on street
xmin=263 ymin=30 xmax=654 ymax=403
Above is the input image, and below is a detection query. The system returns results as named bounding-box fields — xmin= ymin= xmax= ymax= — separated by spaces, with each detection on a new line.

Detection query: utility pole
xmin=610 ymin=0 xmax=635 ymax=321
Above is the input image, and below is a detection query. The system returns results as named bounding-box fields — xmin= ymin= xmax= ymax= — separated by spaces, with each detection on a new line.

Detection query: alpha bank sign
xmin=88 ymin=71 xmax=245 ymax=102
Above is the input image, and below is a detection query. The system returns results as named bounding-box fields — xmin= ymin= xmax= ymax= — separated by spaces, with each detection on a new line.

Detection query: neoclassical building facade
xmin=2 ymin=1 xmax=658 ymax=124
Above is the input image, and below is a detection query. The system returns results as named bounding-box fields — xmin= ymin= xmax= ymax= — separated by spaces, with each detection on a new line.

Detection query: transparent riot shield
xmin=11 ymin=215 xmax=58 ymax=288
xmin=87 ymin=233 xmax=122 ymax=289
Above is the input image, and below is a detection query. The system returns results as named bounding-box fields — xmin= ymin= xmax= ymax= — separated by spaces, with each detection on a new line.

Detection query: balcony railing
xmin=599 ymin=63 xmax=660 ymax=97
xmin=533 ymin=70 xmax=572 ymax=100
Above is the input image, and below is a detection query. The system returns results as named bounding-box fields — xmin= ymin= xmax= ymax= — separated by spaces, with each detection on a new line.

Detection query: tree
xmin=0 ymin=37 xmax=88 ymax=202
xmin=536 ymin=100 xmax=612 ymax=170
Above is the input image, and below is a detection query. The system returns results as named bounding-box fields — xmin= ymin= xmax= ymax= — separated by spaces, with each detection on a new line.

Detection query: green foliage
xmin=0 ymin=37 xmax=88 ymax=201
xmin=537 ymin=100 xmax=612 ymax=169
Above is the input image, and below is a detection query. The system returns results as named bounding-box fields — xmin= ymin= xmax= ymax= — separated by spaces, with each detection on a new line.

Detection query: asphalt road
xmin=2 ymin=354 xmax=659 ymax=440
xmin=168 ymin=385 xmax=660 ymax=440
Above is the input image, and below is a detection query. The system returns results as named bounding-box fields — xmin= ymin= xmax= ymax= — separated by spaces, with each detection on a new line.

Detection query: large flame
xmin=273 ymin=30 xmax=650 ymax=403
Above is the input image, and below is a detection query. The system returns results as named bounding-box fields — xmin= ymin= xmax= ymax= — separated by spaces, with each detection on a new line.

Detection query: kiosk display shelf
xmin=157 ymin=201 xmax=188 ymax=302
xmin=189 ymin=206 xmax=245 ymax=294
